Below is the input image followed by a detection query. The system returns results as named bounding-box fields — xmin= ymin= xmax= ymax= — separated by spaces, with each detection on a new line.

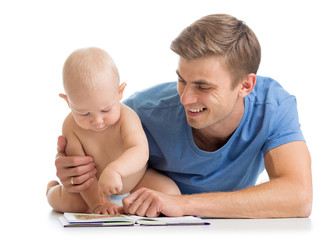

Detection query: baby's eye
xmin=81 ymin=112 xmax=91 ymax=117
xmin=101 ymin=109 xmax=111 ymax=113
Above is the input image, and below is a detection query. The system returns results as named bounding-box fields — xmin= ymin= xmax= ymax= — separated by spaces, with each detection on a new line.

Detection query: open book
xmin=59 ymin=212 xmax=210 ymax=227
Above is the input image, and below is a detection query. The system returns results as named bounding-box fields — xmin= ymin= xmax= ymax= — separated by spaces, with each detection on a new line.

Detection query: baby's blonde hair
xmin=62 ymin=47 xmax=119 ymax=93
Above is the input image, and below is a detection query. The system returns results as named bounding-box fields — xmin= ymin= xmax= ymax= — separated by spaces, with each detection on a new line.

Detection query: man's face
xmin=176 ymin=55 xmax=243 ymax=131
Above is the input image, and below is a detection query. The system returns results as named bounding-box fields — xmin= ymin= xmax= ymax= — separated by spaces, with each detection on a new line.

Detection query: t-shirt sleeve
xmin=261 ymin=96 xmax=305 ymax=154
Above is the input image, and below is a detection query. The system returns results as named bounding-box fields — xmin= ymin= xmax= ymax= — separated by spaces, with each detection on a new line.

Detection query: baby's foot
xmin=92 ymin=202 xmax=120 ymax=215
xmin=46 ymin=180 xmax=60 ymax=195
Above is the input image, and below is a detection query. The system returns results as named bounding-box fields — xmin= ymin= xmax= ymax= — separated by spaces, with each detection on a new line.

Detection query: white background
xmin=0 ymin=0 xmax=335 ymax=239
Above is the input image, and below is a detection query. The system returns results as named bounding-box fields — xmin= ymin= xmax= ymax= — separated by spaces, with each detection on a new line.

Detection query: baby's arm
xmin=62 ymin=115 xmax=115 ymax=213
xmin=98 ymin=105 xmax=149 ymax=200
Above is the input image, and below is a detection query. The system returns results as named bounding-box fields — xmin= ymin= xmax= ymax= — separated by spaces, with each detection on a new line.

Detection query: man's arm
xmin=122 ymin=141 xmax=312 ymax=218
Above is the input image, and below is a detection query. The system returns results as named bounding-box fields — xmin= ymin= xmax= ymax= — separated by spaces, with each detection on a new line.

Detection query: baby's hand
xmin=92 ymin=202 xmax=120 ymax=215
xmin=98 ymin=170 xmax=123 ymax=203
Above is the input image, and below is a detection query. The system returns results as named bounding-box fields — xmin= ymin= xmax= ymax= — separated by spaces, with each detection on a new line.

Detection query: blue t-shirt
xmin=123 ymin=76 xmax=304 ymax=194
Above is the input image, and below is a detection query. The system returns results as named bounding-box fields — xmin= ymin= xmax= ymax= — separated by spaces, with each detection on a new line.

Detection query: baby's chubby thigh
xmin=121 ymin=167 xmax=147 ymax=192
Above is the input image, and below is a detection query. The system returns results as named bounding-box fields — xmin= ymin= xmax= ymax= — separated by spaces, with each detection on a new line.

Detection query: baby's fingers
xmin=111 ymin=187 xmax=120 ymax=195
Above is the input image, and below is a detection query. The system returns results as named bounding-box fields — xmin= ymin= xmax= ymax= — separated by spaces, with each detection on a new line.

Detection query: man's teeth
xmin=188 ymin=108 xmax=204 ymax=113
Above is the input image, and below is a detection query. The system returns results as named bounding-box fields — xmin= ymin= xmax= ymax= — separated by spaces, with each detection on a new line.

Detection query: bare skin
xmin=49 ymin=136 xmax=181 ymax=215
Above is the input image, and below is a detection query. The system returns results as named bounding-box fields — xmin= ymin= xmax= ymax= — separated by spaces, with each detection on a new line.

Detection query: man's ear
xmin=59 ymin=93 xmax=70 ymax=107
xmin=239 ymin=73 xmax=256 ymax=97
xmin=118 ymin=82 xmax=127 ymax=100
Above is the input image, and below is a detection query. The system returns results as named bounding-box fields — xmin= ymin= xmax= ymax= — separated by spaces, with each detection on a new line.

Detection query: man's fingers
xmin=56 ymin=162 xmax=96 ymax=185
xmin=71 ymin=167 xmax=97 ymax=185
xmin=123 ymin=188 xmax=150 ymax=215
xmin=117 ymin=206 xmax=125 ymax=214
xmin=55 ymin=136 xmax=66 ymax=160
xmin=122 ymin=189 xmax=140 ymax=214
xmin=134 ymin=194 xmax=154 ymax=216
xmin=145 ymin=197 xmax=162 ymax=217
xmin=122 ymin=188 xmax=164 ymax=217
xmin=65 ymin=177 xmax=95 ymax=193
xmin=57 ymin=135 xmax=67 ymax=153
xmin=56 ymin=155 xmax=94 ymax=169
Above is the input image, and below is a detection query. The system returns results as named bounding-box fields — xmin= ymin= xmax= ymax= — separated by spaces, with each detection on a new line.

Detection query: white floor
xmin=6 ymin=203 xmax=333 ymax=240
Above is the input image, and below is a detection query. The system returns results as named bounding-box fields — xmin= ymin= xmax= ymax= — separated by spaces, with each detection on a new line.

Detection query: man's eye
xmin=198 ymin=85 xmax=211 ymax=90
xmin=178 ymin=78 xmax=186 ymax=84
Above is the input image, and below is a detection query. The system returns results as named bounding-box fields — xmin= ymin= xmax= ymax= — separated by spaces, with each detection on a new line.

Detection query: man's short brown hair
xmin=171 ymin=14 xmax=261 ymax=87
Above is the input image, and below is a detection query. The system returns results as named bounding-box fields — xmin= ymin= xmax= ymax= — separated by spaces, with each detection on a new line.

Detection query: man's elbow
xmin=294 ymin=188 xmax=313 ymax=218
xmin=299 ymin=198 xmax=313 ymax=218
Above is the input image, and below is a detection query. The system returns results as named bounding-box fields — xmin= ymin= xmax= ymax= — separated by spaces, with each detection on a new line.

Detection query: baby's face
xmin=67 ymin=83 xmax=121 ymax=132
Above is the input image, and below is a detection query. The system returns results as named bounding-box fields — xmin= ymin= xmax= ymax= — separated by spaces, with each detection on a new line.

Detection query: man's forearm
xmin=180 ymin=178 xmax=312 ymax=218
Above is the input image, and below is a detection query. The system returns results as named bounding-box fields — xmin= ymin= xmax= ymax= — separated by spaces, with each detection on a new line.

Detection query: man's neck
xmin=192 ymin=98 xmax=245 ymax=152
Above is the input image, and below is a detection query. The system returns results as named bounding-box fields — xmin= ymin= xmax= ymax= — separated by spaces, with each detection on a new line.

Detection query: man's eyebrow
xmin=176 ymin=70 xmax=213 ymax=85
xmin=176 ymin=70 xmax=184 ymax=81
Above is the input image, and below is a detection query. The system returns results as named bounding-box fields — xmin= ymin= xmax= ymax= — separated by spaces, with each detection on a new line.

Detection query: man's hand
xmin=122 ymin=187 xmax=184 ymax=217
xmin=55 ymin=136 xmax=97 ymax=193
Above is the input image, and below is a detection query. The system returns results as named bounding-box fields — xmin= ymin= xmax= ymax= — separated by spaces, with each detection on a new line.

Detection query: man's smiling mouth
xmin=187 ymin=107 xmax=206 ymax=113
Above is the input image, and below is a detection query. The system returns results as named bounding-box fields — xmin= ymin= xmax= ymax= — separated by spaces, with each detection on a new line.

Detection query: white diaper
xmin=109 ymin=193 xmax=129 ymax=206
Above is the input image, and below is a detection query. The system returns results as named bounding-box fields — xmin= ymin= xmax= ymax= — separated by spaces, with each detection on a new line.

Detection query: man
xmin=54 ymin=14 xmax=312 ymax=218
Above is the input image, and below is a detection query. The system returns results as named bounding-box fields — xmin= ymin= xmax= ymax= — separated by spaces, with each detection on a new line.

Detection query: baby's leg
xmin=46 ymin=180 xmax=89 ymax=213
xmin=133 ymin=168 xmax=181 ymax=195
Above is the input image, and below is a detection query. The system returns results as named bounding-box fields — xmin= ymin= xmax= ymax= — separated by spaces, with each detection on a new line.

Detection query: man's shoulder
xmin=123 ymin=82 xmax=180 ymax=110
xmin=252 ymin=76 xmax=294 ymax=106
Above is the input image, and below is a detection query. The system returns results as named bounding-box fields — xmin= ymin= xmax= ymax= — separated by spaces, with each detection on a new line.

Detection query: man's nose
xmin=180 ymin=85 xmax=198 ymax=105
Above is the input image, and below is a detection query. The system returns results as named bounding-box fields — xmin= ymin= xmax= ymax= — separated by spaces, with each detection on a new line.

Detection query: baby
xmin=46 ymin=47 xmax=149 ymax=214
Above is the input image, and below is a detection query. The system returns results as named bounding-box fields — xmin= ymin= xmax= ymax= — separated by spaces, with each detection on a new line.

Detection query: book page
xmin=63 ymin=213 xmax=134 ymax=223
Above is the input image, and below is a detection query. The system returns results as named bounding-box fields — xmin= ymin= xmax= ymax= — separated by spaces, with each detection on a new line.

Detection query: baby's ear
xmin=59 ymin=93 xmax=70 ymax=107
xmin=118 ymin=82 xmax=127 ymax=100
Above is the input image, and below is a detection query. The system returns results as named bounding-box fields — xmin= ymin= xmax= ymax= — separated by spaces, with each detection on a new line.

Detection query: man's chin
xmin=186 ymin=118 xmax=205 ymax=130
